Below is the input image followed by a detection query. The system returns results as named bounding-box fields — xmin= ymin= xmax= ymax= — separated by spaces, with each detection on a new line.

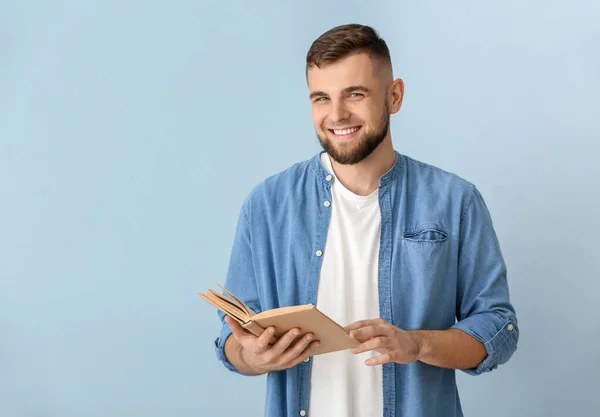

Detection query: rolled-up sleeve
xmin=451 ymin=186 xmax=519 ymax=375
xmin=213 ymin=199 xmax=261 ymax=375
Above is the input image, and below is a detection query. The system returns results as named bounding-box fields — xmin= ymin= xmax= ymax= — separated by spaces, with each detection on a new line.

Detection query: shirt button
xmin=315 ymin=250 xmax=323 ymax=257
xmin=304 ymin=357 xmax=310 ymax=362
xmin=300 ymin=411 xmax=307 ymax=416
xmin=323 ymin=200 xmax=331 ymax=207
xmin=507 ymin=324 xmax=514 ymax=331
xmin=325 ymin=175 xmax=333 ymax=181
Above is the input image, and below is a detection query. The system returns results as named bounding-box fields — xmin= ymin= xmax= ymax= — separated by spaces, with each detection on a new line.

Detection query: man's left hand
xmin=345 ymin=318 xmax=422 ymax=366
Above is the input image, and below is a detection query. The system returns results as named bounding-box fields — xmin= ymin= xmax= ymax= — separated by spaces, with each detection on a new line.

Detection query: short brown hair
xmin=306 ymin=24 xmax=392 ymax=74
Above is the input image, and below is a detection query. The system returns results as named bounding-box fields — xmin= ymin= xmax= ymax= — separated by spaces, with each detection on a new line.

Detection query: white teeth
xmin=333 ymin=127 xmax=360 ymax=135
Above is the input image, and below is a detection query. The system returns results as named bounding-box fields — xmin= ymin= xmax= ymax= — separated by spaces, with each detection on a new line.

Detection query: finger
xmin=225 ymin=316 xmax=253 ymax=340
xmin=344 ymin=319 xmax=378 ymax=332
xmin=349 ymin=325 xmax=388 ymax=342
xmin=350 ymin=336 xmax=388 ymax=355
xmin=269 ymin=328 xmax=303 ymax=356
xmin=279 ymin=332 xmax=316 ymax=365
xmin=255 ymin=326 xmax=277 ymax=351
xmin=285 ymin=340 xmax=321 ymax=369
xmin=365 ymin=352 xmax=392 ymax=366
xmin=345 ymin=318 xmax=387 ymax=332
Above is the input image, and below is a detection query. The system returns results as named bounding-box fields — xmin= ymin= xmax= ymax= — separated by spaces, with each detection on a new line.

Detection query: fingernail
xmin=307 ymin=334 xmax=314 ymax=341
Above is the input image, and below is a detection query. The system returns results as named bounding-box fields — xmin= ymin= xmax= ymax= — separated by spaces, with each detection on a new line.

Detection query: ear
xmin=389 ymin=78 xmax=404 ymax=114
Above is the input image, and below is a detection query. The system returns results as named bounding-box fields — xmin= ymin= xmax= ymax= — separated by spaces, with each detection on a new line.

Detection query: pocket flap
xmin=403 ymin=225 xmax=448 ymax=242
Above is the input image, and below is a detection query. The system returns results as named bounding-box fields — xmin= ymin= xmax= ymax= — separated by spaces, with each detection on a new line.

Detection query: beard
xmin=316 ymin=103 xmax=390 ymax=165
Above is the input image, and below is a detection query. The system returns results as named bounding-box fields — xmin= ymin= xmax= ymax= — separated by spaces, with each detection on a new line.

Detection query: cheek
xmin=356 ymin=107 xmax=373 ymax=122
xmin=311 ymin=107 xmax=327 ymax=129
xmin=359 ymin=111 xmax=378 ymax=129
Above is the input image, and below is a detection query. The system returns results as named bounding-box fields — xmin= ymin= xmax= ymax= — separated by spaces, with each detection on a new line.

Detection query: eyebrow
xmin=309 ymin=85 xmax=371 ymax=99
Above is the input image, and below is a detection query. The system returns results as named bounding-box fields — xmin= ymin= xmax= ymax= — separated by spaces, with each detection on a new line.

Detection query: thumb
xmin=225 ymin=316 xmax=252 ymax=341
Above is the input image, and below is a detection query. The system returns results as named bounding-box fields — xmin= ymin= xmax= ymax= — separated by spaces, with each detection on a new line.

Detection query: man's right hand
xmin=224 ymin=316 xmax=320 ymax=375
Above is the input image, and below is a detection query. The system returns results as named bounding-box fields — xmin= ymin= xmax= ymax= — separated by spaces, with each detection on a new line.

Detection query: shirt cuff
xmin=452 ymin=314 xmax=519 ymax=375
xmin=214 ymin=322 xmax=245 ymax=375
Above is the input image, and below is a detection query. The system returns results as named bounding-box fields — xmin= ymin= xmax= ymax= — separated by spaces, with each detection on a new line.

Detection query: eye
xmin=349 ymin=92 xmax=364 ymax=99
xmin=313 ymin=96 xmax=328 ymax=103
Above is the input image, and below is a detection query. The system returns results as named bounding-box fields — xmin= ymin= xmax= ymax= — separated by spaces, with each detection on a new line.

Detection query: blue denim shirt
xmin=214 ymin=151 xmax=519 ymax=417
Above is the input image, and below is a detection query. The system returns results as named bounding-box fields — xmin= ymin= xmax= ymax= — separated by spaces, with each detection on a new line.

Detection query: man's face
xmin=307 ymin=52 xmax=395 ymax=165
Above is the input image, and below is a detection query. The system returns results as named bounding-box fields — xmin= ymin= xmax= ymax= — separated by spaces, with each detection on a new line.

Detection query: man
xmin=213 ymin=24 xmax=519 ymax=417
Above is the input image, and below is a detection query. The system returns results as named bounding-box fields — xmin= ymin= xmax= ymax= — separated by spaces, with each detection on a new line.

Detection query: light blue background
xmin=2 ymin=1 xmax=599 ymax=416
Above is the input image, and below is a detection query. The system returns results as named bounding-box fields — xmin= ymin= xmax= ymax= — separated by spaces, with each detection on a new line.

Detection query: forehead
xmin=307 ymin=53 xmax=378 ymax=93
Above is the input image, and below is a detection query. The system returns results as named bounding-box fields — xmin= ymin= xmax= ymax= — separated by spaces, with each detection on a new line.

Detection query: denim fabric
xmin=214 ymin=151 xmax=519 ymax=417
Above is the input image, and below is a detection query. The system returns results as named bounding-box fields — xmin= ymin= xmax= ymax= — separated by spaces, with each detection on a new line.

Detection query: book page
xmin=216 ymin=284 xmax=257 ymax=317
xmin=198 ymin=292 xmax=249 ymax=323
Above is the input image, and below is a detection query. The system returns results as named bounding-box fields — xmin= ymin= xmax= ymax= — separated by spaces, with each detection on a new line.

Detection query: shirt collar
xmin=310 ymin=150 xmax=404 ymax=188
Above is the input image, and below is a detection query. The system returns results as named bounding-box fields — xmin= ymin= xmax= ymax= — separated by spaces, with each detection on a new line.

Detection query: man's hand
xmin=225 ymin=316 xmax=320 ymax=375
xmin=345 ymin=318 xmax=422 ymax=366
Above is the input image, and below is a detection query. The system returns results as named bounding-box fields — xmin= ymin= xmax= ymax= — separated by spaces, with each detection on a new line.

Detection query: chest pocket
xmin=402 ymin=224 xmax=448 ymax=243
xmin=396 ymin=223 xmax=453 ymax=327
xmin=399 ymin=223 xmax=450 ymax=283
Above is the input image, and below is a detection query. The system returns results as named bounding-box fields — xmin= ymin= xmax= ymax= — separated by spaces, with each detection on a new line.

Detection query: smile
xmin=328 ymin=126 xmax=362 ymax=139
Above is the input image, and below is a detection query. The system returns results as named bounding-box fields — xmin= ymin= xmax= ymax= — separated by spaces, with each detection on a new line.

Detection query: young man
xmin=213 ymin=24 xmax=519 ymax=417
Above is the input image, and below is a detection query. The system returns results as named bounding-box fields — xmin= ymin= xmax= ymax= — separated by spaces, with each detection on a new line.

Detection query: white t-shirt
xmin=307 ymin=152 xmax=383 ymax=417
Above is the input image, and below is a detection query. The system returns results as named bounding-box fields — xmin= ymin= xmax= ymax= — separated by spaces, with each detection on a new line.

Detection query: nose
xmin=329 ymin=100 xmax=350 ymax=123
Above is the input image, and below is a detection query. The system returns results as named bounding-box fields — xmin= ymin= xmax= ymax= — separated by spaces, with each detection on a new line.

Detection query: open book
xmin=198 ymin=284 xmax=359 ymax=355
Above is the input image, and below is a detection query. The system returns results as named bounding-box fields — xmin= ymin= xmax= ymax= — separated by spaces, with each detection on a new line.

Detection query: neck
xmin=327 ymin=136 xmax=396 ymax=196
